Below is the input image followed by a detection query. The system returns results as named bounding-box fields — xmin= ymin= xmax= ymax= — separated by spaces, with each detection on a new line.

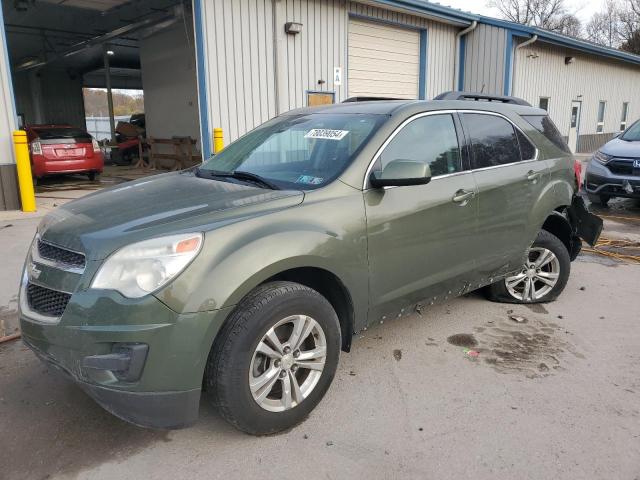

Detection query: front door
xmin=364 ymin=113 xmax=479 ymax=323
xmin=568 ymin=101 xmax=582 ymax=153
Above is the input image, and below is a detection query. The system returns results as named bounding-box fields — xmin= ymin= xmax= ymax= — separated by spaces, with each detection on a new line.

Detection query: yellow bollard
xmin=13 ymin=130 xmax=36 ymax=213
xmin=213 ymin=128 xmax=224 ymax=154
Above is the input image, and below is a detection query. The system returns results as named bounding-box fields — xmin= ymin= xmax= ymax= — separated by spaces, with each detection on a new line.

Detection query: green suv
xmin=19 ymin=95 xmax=601 ymax=435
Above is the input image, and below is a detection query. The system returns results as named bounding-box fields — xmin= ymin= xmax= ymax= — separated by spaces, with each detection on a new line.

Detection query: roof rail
xmin=342 ymin=96 xmax=404 ymax=103
xmin=434 ymin=91 xmax=532 ymax=106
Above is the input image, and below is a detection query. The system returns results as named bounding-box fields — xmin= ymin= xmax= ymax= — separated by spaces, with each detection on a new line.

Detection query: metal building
xmin=1 ymin=0 xmax=640 ymax=210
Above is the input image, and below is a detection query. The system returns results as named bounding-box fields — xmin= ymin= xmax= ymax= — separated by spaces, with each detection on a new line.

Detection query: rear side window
xmin=516 ymin=130 xmax=536 ymax=160
xmin=463 ymin=113 xmax=521 ymax=168
xmin=377 ymin=114 xmax=462 ymax=177
xmin=522 ymin=115 xmax=571 ymax=154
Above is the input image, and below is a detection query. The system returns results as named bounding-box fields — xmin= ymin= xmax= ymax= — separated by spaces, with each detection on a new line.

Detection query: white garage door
xmin=348 ymin=18 xmax=420 ymax=99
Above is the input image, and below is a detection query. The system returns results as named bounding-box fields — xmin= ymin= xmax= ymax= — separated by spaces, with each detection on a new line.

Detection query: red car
xmin=25 ymin=124 xmax=104 ymax=182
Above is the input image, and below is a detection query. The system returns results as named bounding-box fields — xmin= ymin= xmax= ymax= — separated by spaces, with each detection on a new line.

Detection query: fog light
xmin=83 ymin=343 xmax=148 ymax=382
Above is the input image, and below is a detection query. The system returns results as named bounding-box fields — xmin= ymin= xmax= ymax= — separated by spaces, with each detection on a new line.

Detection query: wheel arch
xmin=541 ymin=209 xmax=581 ymax=261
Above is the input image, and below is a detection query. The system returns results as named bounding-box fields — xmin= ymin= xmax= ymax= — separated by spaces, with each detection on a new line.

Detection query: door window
xmin=463 ymin=113 xmax=522 ymax=169
xmin=571 ymin=107 xmax=579 ymax=128
xmin=375 ymin=114 xmax=462 ymax=177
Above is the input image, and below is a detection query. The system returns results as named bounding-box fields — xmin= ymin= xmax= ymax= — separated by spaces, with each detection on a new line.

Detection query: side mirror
xmin=370 ymin=159 xmax=432 ymax=188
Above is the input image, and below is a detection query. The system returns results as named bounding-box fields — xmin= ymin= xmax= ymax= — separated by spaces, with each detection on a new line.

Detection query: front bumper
xmin=20 ymin=286 xmax=233 ymax=429
xmin=585 ymin=161 xmax=640 ymax=198
xmin=24 ymin=337 xmax=201 ymax=429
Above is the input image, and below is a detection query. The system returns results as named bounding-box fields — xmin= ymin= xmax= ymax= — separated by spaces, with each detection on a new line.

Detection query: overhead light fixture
xmin=285 ymin=22 xmax=303 ymax=35
xmin=107 ymin=50 xmax=115 ymax=56
xmin=16 ymin=56 xmax=42 ymax=69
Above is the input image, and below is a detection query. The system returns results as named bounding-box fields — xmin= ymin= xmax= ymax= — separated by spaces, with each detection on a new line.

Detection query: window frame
xmin=596 ymin=101 xmax=606 ymax=134
xmin=539 ymin=97 xmax=550 ymax=111
xmin=363 ymin=110 xmax=539 ymax=189
xmin=363 ymin=111 xmax=465 ymax=189
xmin=620 ymin=102 xmax=629 ymax=132
xmin=459 ymin=111 xmax=540 ymax=171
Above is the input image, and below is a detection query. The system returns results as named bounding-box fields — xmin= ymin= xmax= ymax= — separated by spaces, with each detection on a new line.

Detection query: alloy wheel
xmin=504 ymin=247 xmax=561 ymax=301
xmin=249 ymin=315 xmax=327 ymax=412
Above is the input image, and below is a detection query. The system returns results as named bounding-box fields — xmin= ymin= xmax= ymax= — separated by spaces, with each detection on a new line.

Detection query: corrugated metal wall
xmin=513 ymin=40 xmax=640 ymax=141
xmin=347 ymin=1 xmax=457 ymax=99
xmin=0 ymin=15 xmax=19 ymax=210
xmin=199 ymin=0 xmax=459 ymax=142
xmin=201 ymin=0 xmax=348 ymax=143
xmin=463 ymin=23 xmax=507 ymax=95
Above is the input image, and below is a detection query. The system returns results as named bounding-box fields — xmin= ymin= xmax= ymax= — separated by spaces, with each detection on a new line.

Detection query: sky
xmin=440 ymin=0 xmax=605 ymax=23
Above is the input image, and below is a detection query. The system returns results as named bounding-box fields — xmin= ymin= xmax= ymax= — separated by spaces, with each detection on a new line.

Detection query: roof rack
xmin=342 ymin=96 xmax=404 ymax=103
xmin=434 ymin=91 xmax=532 ymax=106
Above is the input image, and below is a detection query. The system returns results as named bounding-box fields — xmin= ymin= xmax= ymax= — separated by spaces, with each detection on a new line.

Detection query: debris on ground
xmin=579 ymin=286 xmax=586 ymax=291
xmin=326 ymin=441 xmax=333 ymax=447
xmin=582 ymin=237 xmax=640 ymax=264
xmin=509 ymin=315 xmax=528 ymax=323
xmin=0 ymin=332 xmax=21 ymax=344
xmin=557 ymin=315 xmax=564 ymax=319
xmin=348 ymin=371 xmax=356 ymax=376
xmin=464 ymin=348 xmax=480 ymax=358
xmin=393 ymin=349 xmax=402 ymax=361
xmin=1 ymin=224 xmax=12 ymax=229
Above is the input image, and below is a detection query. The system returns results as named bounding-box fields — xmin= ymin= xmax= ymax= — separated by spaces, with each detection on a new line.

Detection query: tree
xmin=487 ymin=0 xmax=582 ymax=36
xmin=586 ymin=0 xmax=622 ymax=47
xmin=621 ymin=29 xmax=640 ymax=53
xmin=585 ymin=0 xmax=640 ymax=48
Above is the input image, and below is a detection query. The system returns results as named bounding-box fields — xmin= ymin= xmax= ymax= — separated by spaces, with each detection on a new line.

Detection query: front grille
xmin=38 ymin=239 xmax=85 ymax=269
xmin=26 ymin=282 xmax=71 ymax=317
xmin=607 ymin=159 xmax=639 ymax=176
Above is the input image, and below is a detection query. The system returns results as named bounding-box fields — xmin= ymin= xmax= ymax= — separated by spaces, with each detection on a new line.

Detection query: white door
xmin=347 ymin=18 xmax=420 ymax=99
xmin=568 ymin=101 xmax=582 ymax=153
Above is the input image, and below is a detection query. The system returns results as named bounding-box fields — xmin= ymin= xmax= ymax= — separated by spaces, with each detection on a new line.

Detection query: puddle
xmin=450 ymin=318 xmax=582 ymax=378
xmin=446 ymin=333 xmax=478 ymax=348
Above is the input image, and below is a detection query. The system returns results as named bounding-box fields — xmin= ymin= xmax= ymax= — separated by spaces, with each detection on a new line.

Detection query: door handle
xmin=526 ymin=170 xmax=541 ymax=183
xmin=452 ymin=189 xmax=475 ymax=205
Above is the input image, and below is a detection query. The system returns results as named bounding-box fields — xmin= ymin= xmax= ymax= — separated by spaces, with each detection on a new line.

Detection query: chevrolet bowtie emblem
xmin=29 ymin=263 xmax=41 ymax=280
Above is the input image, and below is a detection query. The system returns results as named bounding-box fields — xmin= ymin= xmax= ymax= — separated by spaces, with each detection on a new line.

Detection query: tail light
xmin=573 ymin=159 xmax=582 ymax=190
xmin=31 ymin=141 xmax=42 ymax=155
xmin=92 ymin=138 xmax=101 ymax=152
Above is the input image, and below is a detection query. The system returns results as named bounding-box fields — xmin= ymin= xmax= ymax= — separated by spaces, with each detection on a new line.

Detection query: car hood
xmin=600 ymin=137 xmax=640 ymax=158
xmin=38 ymin=170 xmax=304 ymax=260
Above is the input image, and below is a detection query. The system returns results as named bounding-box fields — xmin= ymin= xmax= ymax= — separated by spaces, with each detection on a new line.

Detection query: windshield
xmin=621 ymin=120 xmax=640 ymax=141
xmin=199 ymin=113 xmax=384 ymax=190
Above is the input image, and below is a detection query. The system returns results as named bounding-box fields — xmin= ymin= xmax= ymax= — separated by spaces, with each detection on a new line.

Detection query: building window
xmin=539 ymin=97 xmax=550 ymax=111
xmin=596 ymin=101 xmax=606 ymax=134
xmin=620 ymin=102 xmax=629 ymax=131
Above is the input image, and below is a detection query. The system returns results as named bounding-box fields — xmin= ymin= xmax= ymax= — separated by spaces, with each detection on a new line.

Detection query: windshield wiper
xmin=196 ymin=168 xmax=280 ymax=190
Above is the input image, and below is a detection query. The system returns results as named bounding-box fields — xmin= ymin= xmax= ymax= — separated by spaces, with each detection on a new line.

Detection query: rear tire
xmin=486 ymin=230 xmax=570 ymax=304
xmin=587 ymin=192 xmax=610 ymax=206
xmin=205 ymin=281 xmax=341 ymax=435
xmin=88 ymin=172 xmax=97 ymax=181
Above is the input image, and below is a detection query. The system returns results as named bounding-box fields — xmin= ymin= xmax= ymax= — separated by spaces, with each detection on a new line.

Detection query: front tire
xmin=486 ymin=230 xmax=570 ymax=304
xmin=205 ymin=281 xmax=341 ymax=435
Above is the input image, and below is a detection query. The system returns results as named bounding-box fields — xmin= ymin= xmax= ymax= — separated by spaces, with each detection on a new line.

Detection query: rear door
xmin=461 ymin=112 xmax=549 ymax=279
xmin=364 ymin=113 xmax=480 ymax=322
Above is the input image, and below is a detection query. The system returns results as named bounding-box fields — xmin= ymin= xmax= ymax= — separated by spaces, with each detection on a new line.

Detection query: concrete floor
xmin=0 ymin=174 xmax=639 ymax=479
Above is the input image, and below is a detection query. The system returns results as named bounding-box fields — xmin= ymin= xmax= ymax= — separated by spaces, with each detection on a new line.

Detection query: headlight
xmin=92 ymin=233 xmax=203 ymax=298
xmin=592 ymin=150 xmax=612 ymax=165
